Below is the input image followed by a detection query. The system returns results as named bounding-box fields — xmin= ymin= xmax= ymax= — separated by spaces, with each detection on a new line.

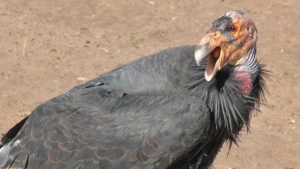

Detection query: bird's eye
xmin=231 ymin=24 xmax=238 ymax=32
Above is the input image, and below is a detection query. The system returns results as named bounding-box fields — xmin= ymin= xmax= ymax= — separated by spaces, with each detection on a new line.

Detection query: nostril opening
xmin=212 ymin=32 xmax=217 ymax=38
xmin=208 ymin=32 xmax=218 ymax=38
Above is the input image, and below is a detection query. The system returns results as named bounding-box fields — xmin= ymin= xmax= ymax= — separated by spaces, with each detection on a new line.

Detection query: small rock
xmin=77 ymin=77 xmax=87 ymax=81
xmin=100 ymin=47 xmax=109 ymax=53
xmin=289 ymin=118 xmax=296 ymax=124
xmin=148 ymin=0 xmax=155 ymax=5
xmin=171 ymin=17 xmax=178 ymax=21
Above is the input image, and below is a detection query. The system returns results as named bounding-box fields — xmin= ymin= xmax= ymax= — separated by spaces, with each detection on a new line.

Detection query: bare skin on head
xmin=195 ymin=10 xmax=258 ymax=82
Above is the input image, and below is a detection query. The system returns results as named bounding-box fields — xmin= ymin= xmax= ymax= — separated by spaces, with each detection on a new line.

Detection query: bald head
xmin=195 ymin=11 xmax=258 ymax=81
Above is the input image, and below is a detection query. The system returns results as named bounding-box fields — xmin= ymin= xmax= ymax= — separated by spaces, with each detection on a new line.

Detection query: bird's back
xmin=0 ymin=45 xmax=216 ymax=169
xmin=70 ymin=45 xmax=196 ymax=95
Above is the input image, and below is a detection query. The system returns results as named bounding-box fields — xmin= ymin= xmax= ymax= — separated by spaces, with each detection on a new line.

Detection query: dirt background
xmin=0 ymin=0 xmax=299 ymax=168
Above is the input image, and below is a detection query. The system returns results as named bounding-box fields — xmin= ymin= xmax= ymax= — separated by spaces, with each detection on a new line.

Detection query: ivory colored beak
xmin=194 ymin=32 xmax=224 ymax=81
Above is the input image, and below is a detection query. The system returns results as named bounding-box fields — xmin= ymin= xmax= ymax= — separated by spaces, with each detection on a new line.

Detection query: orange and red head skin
xmin=195 ymin=10 xmax=258 ymax=81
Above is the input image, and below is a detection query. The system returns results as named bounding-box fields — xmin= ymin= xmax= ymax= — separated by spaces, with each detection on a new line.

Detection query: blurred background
xmin=0 ymin=0 xmax=299 ymax=168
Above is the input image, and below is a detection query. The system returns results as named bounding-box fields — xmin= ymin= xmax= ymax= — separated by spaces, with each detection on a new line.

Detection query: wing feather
xmin=1 ymin=85 xmax=210 ymax=169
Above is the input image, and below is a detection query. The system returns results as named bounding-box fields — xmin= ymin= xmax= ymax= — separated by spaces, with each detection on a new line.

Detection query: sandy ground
xmin=0 ymin=0 xmax=299 ymax=168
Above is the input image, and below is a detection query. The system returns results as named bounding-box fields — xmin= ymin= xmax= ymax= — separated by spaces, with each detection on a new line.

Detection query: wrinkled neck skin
xmin=184 ymin=45 xmax=263 ymax=144
xmin=233 ymin=46 xmax=259 ymax=95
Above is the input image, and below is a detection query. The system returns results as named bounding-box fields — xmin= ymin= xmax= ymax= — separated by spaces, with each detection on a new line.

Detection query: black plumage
xmin=0 ymin=11 xmax=267 ymax=169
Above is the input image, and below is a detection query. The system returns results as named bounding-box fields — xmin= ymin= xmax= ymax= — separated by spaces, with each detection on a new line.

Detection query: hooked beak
xmin=195 ymin=31 xmax=226 ymax=81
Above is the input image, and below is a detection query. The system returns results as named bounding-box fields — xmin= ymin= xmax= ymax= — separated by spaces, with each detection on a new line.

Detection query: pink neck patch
xmin=233 ymin=71 xmax=253 ymax=95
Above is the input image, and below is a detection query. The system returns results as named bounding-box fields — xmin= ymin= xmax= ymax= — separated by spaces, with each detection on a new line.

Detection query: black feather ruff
xmin=183 ymin=56 xmax=268 ymax=145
